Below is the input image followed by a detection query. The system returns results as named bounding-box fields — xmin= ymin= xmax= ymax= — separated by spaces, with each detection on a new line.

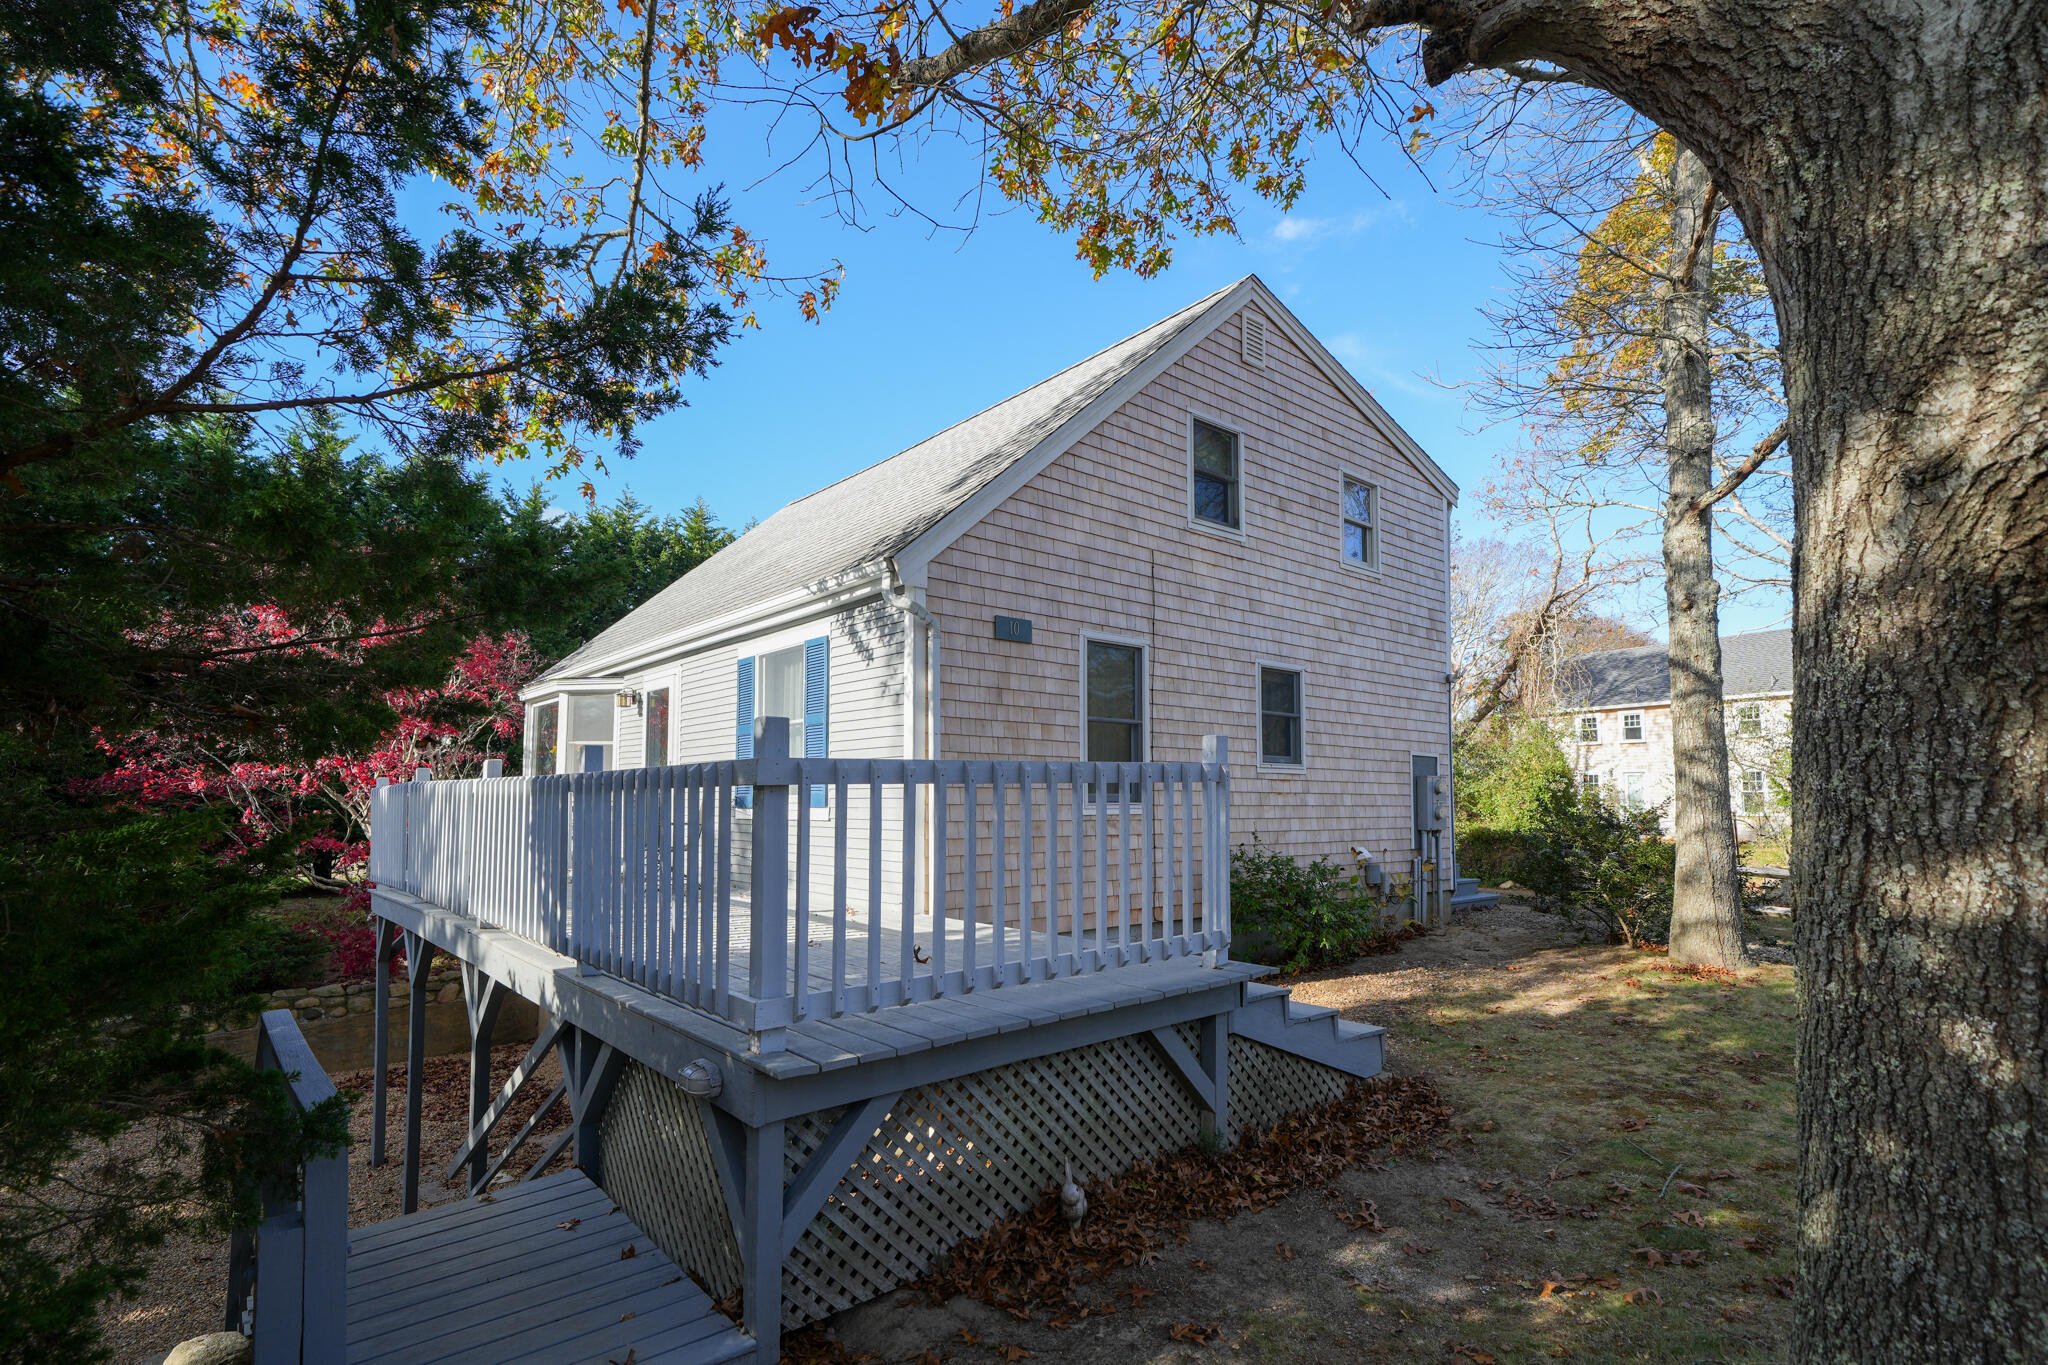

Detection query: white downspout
xmin=886 ymin=560 xmax=942 ymax=918
xmin=1443 ymin=501 xmax=1458 ymax=900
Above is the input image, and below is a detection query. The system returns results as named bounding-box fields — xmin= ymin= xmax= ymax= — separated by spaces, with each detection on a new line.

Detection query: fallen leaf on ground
xmin=556 ymin=1218 xmax=582 ymax=1230
xmin=1273 ymin=1242 xmax=1295 ymax=1259
xmin=1123 ymin=1283 xmax=1156 ymax=1307
xmin=954 ymin=1330 xmax=981 ymax=1346
xmin=996 ymin=1348 xmax=1032 ymax=1362
xmin=1167 ymin=1323 xmax=1220 ymax=1344
xmin=618 ymin=1244 xmax=636 ymax=1260
xmin=1624 ymin=1286 xmax=1663 ymax=1305
xmin=1723 ymin=1305 xmax=1757 ymax=1322
xmin=1402 ymin=1242 xmax=1437 ymax=1256
xmin=1189 ymin=1258 xmax=1213 ymax=1271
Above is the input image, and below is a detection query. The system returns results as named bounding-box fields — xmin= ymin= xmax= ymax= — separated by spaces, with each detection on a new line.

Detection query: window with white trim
xmin=1621 ymin=770 xmax=1647 ymax=812
xmin=1190 ymin=419 xmax=1241 ymax=530
xmin=1259 ymin=667 xmax=1303 ymax=766
xmin=1341 ymin=477 xmax=1378 ymax=569
xmin=1084 ymin=638 xmax=1144 ymax=802
xmin=1580 ymin=770 xmax=1602 ymax=795
xmin=1622 ymin=711 xmax=1644 ymax=741
xmin=566 ymin=693 xmax=614 ymax=772
xmin=644 ymin=685 xmax=671 ymax=768
xmin=529 ymin=699 xmax=558 ymax=776
xmin=1741 ymin=768 xmax=1767 ymax=815
xmin=1578 ymin=715 xmax=1600 ymax=744
xmin=1734 ymin=701 xmax=1763 ymax=736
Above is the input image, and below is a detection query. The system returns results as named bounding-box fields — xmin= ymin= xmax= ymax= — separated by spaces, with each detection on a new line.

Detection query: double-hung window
xmin=1084 ymin=638 xmax=1144 ymax=802
xmin=1259 ymin=667 xmax=1303 ymax=767
xmin=644 ymin=685 xmax=671 ymax=768
xmin=1580 ymin=770 xmax=1602 ymax=796
xmin=567 ymin=694 xmax=614 ymax=772
xmin=1734 ymin=702 xmax=1763 ymax=736
xmin=1741 ymin=769 xmax=1767 ymax=815
xmin=1622 ymin=712 xmax=1644 ymax=741
xmin=735 ymin=636 xmax=830 ymax=808
xmin=1578 ymin=715 xmax=1600 ymax=744
xmin=1190 ymin=419 xmax=1241 ymax=531
xmin=1341 ymin=477 xmax=1378 ymax=569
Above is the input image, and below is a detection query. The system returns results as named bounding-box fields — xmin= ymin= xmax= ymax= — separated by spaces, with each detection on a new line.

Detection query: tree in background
xmin=1446 ymin=98 xmax=1788 ymax=968
xmin=702 ymin=1 xmax=2047 ymax=1352
xmin=529 ymin=493 xmax=742 ymax=659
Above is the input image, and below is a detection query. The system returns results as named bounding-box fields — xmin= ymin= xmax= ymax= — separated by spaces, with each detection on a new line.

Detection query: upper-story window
xmin=1622 ymin=712 xmax=1644 ymax=741
xmin=1259 ymin=666 xmax=1304 ymax=767
xmin=1189 ymin=418 xmax=1241 ymax=531
xmin=1578 ymin=715 xmax=1600 ymax=744
xmin=1734 ymin=701 xmax=1763 ymax=736
xmin=1341 ymin=477 xmax=1379 ymax=570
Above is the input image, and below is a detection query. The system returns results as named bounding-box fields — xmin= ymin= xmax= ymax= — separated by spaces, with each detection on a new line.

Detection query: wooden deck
xmin=346 ymin=1170 xmax=752 ymax=1365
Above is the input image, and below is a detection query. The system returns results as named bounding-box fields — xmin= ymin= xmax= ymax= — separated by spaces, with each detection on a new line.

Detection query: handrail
xmin=369 ymin=725 xmax=1233 ymax=1052
xmin=226 ymin=1011 xmax=349 ymax=1365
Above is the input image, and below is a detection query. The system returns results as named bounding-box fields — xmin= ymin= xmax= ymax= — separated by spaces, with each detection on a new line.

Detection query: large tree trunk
xmin=1658 ymin=145 xmax=1751 ymax=969
xmin=1416 ymin=4 xmax=2048 ymax=1356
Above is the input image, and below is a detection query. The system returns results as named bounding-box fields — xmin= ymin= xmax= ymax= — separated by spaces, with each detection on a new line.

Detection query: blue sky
xmin=487 ymin=123 xmax=1787 ymax=638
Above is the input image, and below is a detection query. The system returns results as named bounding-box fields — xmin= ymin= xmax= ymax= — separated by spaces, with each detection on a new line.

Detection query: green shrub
xmin=1455 ymin=826 xmax=1538 ymax=887
xmin=232 ymin=915 xmax=330 ymax=993
xmin=1514 ymin=777 xmax=1675 ymax=946
xmin=1230 ymin=836 xmax=1384 ymax=972
xmin=1455 ymin=718 xmax=1573 ymax=832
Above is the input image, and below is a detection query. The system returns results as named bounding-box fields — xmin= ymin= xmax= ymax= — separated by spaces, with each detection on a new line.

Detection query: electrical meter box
xmin=1413 ymin=773 xmax=1450 ymax=832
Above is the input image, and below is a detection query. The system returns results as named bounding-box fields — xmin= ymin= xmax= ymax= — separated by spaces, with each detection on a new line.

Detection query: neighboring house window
xmin=1259 ymin=667 xmax=1303 ymax=766
xmin=531 ymin=700 xmax=558 ymax=776
xmin=735 ymin=637 xmax=830 ymax=809
xmin=1623 ymin=712 xmax=1644 ymax=741
xmin=644 ymin=685 xmax=670 ymax=768
xmin=1341 ymin=477 xmax=1378 ymax=569
xmin=1190 ymin=419 xmax=1241 ymax=530
xmin=1578 ymin=715 xmax=1600 ymax=743
xmin=567 ymin=694 xmax=613 ymax=772
xmin=1741 ymin=769 xmax=1767 ymax=815
xmin=1084 ymin=638 xmax=1144 ymax=802
xmin=1735 ymin=701 xmax=1763 ymax=736
xmin=1621 ymin=770 xmax=1647 ymax=812
xmin=1580 ymin=771 xmax=1603 ymax=795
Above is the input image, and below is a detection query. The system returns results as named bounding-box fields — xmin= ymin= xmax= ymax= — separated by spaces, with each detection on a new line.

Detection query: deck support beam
xmin=368 ymin=918 xmax=404 ymax=1167
xmin=561 ymin=1028 xmax=626 ymax=1183
xmin=461 ymin=965 xmax=510 ymax=1192
xmin=442 ymin=1015 xmax=568 ymax=1191
xmin=400 ymin=930 xmax=438 ymax=1214
xmin=1198 ymin=1012 xmax=1231 ymax=1147
xmin=741 ymin=1118 xmax=787 ymax=1365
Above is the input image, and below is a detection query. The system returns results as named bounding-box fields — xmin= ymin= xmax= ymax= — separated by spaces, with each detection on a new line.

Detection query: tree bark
xmin=1658 ymin=146 xmax=1751 ymax=969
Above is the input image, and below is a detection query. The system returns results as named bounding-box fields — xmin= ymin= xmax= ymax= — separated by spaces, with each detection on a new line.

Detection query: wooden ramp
xmin=345 ymin=1170 xmax=753 ymax=1365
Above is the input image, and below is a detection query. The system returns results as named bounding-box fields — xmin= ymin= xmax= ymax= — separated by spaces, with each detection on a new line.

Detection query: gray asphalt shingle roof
xmin=538 ymin=281 xmax=1243 ymax=680
xmin=1557 ymin=629 xmax=1793 ymax=709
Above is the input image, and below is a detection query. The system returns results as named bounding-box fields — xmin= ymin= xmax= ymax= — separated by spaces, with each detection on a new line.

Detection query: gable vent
xmin=1241 ymin=312 xmax=1269 ymax=369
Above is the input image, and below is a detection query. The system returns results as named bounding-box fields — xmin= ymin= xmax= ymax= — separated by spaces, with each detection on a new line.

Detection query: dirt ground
xmin=819 ymin=901 xmax=1800 ymax=1365
xmin=95 ymin=902 xmax=1798 ymax=1365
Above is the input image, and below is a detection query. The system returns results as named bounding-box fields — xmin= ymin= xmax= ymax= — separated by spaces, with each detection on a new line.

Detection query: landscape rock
xmin=162 ymin=1331 xmax=253 ymax=1365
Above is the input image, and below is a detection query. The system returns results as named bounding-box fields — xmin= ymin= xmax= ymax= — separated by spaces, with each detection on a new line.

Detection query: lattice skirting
xmin=598 ymin=1029 xmax=1359 ymax=1330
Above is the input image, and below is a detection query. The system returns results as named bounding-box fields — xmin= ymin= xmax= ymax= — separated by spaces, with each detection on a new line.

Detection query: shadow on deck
xmin=346 ymin=1171 xmax=750 ymax=1365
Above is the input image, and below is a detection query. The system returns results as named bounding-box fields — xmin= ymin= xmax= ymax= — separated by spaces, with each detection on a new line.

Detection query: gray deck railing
xmin=226 ymin=1010 xmax=348 ymax=1365
xmin=368 ymin=720 xmax=1232 ymax=1050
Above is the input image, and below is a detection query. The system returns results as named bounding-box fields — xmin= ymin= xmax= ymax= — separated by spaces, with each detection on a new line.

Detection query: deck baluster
xmin=992 ymin=766 xmax=1008 ymax=985
xmin=961 ymin=773 xmax=977 ymax=992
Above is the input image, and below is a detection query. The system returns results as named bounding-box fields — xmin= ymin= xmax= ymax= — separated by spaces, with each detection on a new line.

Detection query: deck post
xmin=741 ymin=1118 xmax=787 ymax=1365
xmin=563 ymin=1028 xmax=626 ymax=1182
xmin=1202 ymin=734 xmax=1230 ymax=952
xmin=1198 ymin=1011 xmax=1231 ymax=1147
xmin=748 ymin=716 xmax=791 ymax=1055
xmin=462 ymin=964 xmax=509 ymax=1193
xmin=368 ymin=917 xmax=403 ymax=1167
xmin=400 ymin=929 xmax=437 ymax=1214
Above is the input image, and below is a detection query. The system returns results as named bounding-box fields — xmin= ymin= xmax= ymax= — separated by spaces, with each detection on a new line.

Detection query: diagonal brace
xmin=781 ymin=1091 xmax=900 ymax=1259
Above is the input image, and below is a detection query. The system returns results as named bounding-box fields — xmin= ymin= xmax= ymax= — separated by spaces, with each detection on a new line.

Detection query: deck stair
xmin=345 ymin=1170 xmax=754 ymax=1365
xmin=1450 ymin=876 xmax=1501 ymax=912
xmin=1232 ymin=982 xmax=1385 ymax=1079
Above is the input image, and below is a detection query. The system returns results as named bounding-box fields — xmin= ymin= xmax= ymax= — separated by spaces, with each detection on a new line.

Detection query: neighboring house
xmin=1554 ymin=628 xmax=1793 ymax=839
xmin=519 ymin=275 xmax=1463 ymax=893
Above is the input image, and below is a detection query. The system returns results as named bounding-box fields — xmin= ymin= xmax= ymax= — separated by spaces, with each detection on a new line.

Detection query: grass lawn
xmin=827 ymin=903 xmax=1799 ymax=1364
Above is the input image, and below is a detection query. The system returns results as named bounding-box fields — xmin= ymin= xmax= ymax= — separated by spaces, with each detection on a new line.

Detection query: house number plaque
xmin=992 ymin=615 xmax=1033 ymax=644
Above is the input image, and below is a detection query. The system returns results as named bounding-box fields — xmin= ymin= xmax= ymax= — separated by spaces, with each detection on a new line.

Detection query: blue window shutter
xmin=734 ymin=655 xmax=754 ymax=809
xmin=804 ymin=636 xmax=829 ymax=807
